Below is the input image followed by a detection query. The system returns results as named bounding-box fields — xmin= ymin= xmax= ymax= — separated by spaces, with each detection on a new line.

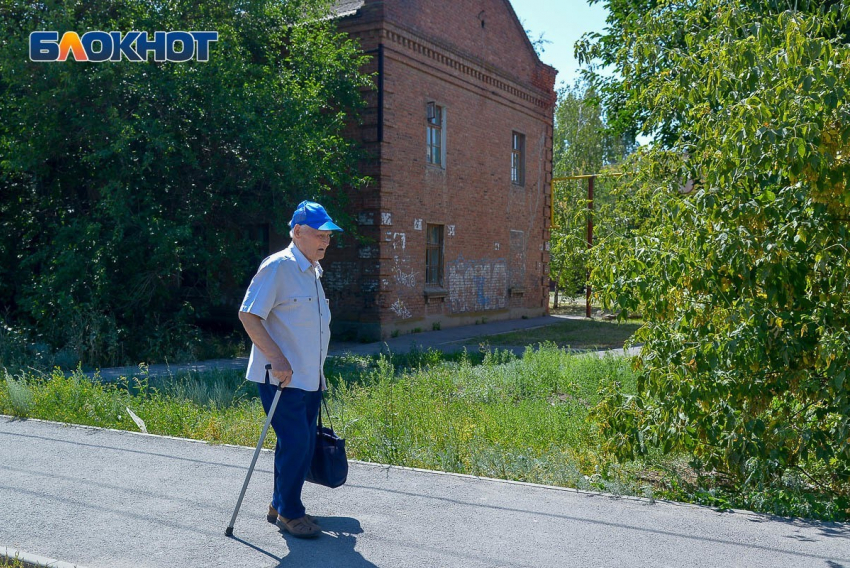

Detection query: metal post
xmin=586 ymin=175 xmax=594 ymax=319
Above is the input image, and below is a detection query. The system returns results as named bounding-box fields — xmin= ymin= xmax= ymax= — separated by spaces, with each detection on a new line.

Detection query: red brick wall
xmin=377 ymin=0 xmax=542 ymax=86
xmin=326 ymin=1 xmax=555 ymax=340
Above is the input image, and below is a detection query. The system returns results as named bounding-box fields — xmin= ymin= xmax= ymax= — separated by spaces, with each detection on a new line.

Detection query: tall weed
xmin=2 ymin=372 xmax=34 ymax=417
xmin=165 ymin=370 xmax=251 ymax=408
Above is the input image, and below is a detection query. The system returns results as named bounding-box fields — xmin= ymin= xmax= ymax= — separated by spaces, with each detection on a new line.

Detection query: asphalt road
xmin=2 ymin=417 xmax=849 ymax=568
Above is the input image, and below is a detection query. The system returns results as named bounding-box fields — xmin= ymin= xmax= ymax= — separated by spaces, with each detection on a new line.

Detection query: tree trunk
xmin=553 ymin=267 xmax=565 ymax=309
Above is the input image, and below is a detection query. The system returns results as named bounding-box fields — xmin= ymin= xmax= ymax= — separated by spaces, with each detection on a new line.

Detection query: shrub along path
xmin=2 ymin=417 xmax=848 ymax=568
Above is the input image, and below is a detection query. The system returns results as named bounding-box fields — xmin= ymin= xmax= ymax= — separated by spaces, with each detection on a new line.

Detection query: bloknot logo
xmin=29 ymin=31 xmax=219 ymax=62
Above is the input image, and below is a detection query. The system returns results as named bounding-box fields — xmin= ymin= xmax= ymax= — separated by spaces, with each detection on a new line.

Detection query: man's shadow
xmin=275 ymin=516 xmax=377 ymax=567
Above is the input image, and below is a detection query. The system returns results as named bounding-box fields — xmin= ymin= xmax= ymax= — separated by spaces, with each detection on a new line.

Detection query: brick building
xmin=315 ymin=0 xmax=557 ymax=341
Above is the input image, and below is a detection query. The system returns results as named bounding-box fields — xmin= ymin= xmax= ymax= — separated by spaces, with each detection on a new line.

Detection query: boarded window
xmin=425 ymin=224 xmax=444 ymax=286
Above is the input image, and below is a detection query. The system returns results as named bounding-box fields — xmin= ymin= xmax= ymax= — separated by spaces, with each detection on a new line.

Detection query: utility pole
xmin=552 ymin=172 xmax=623 ymax=319
xmin=586 ymin=175 xmax=594 ymax=319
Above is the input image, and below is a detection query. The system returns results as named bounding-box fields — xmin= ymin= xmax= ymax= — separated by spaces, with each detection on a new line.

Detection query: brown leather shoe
xmin=268 ymin=505 xmax=320 ymax=528
xmin=276 ymin=516 xmax=321 ymax=538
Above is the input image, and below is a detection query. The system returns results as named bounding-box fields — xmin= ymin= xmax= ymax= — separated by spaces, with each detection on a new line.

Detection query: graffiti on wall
xmin=390 ymin=298 xmax=412 ymax=319
xmin=359 ymin=245 xmax=378 ymax=259
xmin=509 ymin=230 xmax=526 ymax=289
xmin=386 ymin=231 xmax=417 ymax=289
xmin=393 ymin=263 xmax=416 ymax=288
xmin=447 ymin=256 xmax=507 ymax=313
xmin=391 ymin=232 xmax=406 ymax=251
xmin=324 ymin=262 xmax=358 ymax=291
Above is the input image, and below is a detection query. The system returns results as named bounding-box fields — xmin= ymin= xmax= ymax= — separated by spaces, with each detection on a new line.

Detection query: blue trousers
xmin=256 ymin=383 xmax=322 ymax=520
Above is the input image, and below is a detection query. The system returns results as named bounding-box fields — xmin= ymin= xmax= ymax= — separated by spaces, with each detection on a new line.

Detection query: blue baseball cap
xmin=289 ymin=200 xmax=343 ymax=231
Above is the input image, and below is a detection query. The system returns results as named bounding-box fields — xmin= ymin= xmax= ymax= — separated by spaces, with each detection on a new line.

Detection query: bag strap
xmin=317 ymin=393 xmax=335 ymax=432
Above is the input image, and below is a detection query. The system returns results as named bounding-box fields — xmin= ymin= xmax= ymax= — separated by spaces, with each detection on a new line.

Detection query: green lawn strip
xmin=1 ymin=345 xmax=843 ymax=520
xmin=466 ymin=319 xmax=641 ymax=350
xmin=332 ymin=348 xmax=632 ymax=485
xmin=2 ymin=369 xmax=267 ymax=447
xmin=1 ymin=347 xmax=635 ymax=486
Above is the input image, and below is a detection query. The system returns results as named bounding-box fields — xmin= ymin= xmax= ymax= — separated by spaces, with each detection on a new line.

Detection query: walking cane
xmin=226 ymin=364 xmax=283 ymax=537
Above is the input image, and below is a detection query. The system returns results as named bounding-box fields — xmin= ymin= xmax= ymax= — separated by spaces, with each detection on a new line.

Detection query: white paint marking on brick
xmin=390 ymin=298 xmax=412 ymax=319
xmin=494 ymin=242 xmax=500 ymax=251
xmin=448 ymin=225 xmax=455 ymax=236
xmin=413 ymin=219 xmax=423 ymax=231
xmin=392 ymin=232 xmax=406 ymax=250
xmin=382 ymin=212 xmax=393 ymax=225
xmin=393 ymin=266 xmax=416 ymax=288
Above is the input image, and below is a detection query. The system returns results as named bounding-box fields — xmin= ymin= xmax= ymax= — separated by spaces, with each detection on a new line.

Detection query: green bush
xmin=0 ymin=0 xmax=371 ymax=368
xmin=581 ymin=0 xmax=850 ymax=504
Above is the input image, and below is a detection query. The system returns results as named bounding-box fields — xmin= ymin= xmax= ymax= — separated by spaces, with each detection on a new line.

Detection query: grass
xmin=2 ymin=347 xmax=632 ymax=481
xmin=334 ymin=347 xmax=634 ymax=483
xmin=1 ymin=344 xmax=845 ymax=521
xmin=468 ymin=318 xmax=641 ymax=351
xmin=0 ymin=554 xmax=83 ymax=568
xmin=4 ymin=375 xmax=33 ymax=417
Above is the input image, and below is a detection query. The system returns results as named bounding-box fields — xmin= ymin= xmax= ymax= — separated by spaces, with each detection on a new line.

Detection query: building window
xmin=426 ymin=102 xmax=444 ymax=167
xmin=425 ymin=224 xmax=444 ymax=287
xmin=511 ymin=131 xmax=525 ymax=185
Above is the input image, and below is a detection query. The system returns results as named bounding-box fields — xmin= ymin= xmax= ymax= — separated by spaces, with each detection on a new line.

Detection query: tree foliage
xmin=580 ymin=0 xmax=850 ymax=499
xmin=578 ymin=0 xmax=850 ymax=144
xmin=0 ymin=0 xmax=371 ymax=366
xmin=550 ymin=82 xmax=633 ymax=303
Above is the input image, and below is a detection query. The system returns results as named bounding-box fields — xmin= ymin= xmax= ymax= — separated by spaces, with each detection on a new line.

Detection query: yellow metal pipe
xmin=552 ymin=173 xmax=623 ymax=181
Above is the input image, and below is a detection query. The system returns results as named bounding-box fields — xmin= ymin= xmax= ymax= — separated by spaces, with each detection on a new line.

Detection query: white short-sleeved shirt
xmin=240 ymin=242 xmax=330 ymax=391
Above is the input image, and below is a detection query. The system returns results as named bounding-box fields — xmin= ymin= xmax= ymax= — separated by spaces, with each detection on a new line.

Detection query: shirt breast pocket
xmin=277 ymin=295 xmax=319 ymax=326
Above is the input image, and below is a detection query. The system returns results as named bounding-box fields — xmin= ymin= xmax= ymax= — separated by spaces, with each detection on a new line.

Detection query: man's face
xmin=293 ymin=225 xmax=333 ymax=263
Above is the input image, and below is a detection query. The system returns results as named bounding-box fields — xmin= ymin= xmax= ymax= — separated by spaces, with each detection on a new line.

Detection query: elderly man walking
xmin=238 ymin=200 xmax=342 ymax=539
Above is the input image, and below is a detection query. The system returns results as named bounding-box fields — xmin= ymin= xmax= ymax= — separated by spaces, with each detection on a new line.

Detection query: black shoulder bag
xmin=306 ymin=395 xmax=348 ymax=488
